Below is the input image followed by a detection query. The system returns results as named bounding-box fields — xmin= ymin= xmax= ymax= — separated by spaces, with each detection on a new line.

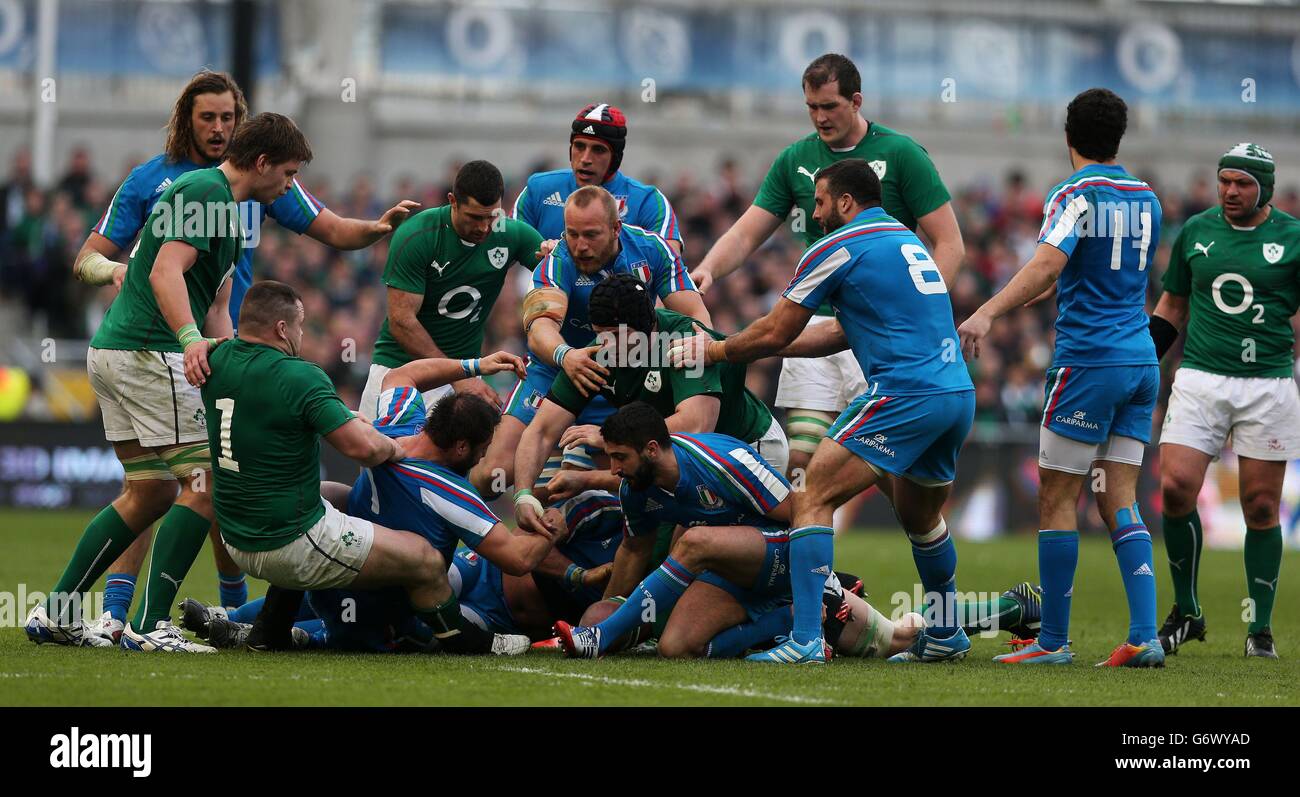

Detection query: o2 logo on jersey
xmin=438 ymin=286 xmax=482 ymax=321
xmin=1211 ymin=272 xmax=1264 ymax=324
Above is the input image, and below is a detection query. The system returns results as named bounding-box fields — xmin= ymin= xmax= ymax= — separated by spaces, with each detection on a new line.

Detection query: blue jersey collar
xmin=850 ymin=205 xmax=890 ymax=225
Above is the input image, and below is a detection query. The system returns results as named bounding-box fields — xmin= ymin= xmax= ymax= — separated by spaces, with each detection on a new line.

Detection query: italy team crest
xmin=696 ymin=485 xmax=723 ymax=509
xmin=631 ymin=262 xmax=651 ymax=283
xmin=616 ymin=196 xmax=629 ymax=218
xmin=1263 ymin=243 xmax=1285 ymax=264
xmin=488 ymin=246 xmax=509 ymax=269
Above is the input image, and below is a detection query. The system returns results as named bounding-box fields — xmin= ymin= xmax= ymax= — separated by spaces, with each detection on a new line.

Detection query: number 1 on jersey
xmin=1109 ymin=209 xmax=1152 ymax=271
xmin=215 ymin=397 xmax=240 ymax=472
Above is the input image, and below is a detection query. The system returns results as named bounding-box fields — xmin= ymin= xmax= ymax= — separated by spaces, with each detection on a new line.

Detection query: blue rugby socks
xmin=908 ymin=518 xmax=958 ymax=637
xmin=1038 ymin=529 xmax=1079 ymax=651
xmin=1111 ymin=504 xmax=1157 ymax=645
xmin=789 ymin=526 xmax=834 ymax=645
xmin=594 ymin=557 xmax=695 ymax=653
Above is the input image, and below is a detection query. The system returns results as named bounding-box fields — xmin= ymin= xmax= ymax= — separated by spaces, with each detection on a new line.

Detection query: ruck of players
xmin=25 ymin=55 xmax=1293 ymax=667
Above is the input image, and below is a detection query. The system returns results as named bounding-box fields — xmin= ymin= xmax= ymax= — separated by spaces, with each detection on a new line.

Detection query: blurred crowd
xmin=4 ymin=147 xmax=1300 ymax=419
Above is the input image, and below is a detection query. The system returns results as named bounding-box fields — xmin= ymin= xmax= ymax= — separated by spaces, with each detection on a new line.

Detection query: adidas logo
xmin=812 ymin=564 xmax=832 ymax=576
xmin=575 ymin=275 xmax=595 ymax=286
xmin=543 ymin=191 xmax=564 ymax=207
xmin=153 ymin=177 xmax=172 ymax=195
xmin=1064 ymin=585 xmax=1074 ymax=597
xmin=645 ymin=498 xmax=663 ymax=512
xmin=582 ymin=125 xmax=596 ymax=135
xmin=1133 ymin=563 xmax=1154 ymax=577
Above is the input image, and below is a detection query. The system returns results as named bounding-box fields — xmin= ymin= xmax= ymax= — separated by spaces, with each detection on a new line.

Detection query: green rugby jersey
xmin=372 ymin=205 xmax=543 ymax=366
xmin=202 ymin=339 xmax=355 ymax=552
xmin=754 ymin=123 xmax=950 ymax=314
xmin=547 ymin=309 xmax=773 ymax=443
xmin=92 ymin=168 xmax=241 ymax=352
xmin=1162 ymin=207 xmax=1300 ymax=378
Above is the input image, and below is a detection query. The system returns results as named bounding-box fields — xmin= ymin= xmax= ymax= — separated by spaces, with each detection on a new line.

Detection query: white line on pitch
xmin=492 ymin=665 xmax=840 ymax=705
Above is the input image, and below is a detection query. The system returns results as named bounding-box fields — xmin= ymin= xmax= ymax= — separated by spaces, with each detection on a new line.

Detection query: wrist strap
xmin=564 ymin=563 xmax=587 ymax=590
xmin=554 ymin=344 xmax=573 ymax=368
xmin=709 ymin=339 xmax=728 ymax=363
xmin=514 ymin=489 xmax=543 ymax=516
xmin=460 ymin=358 xmax=481 ymax=377
xmin=177 ymin=323 xmax=203 ymax=349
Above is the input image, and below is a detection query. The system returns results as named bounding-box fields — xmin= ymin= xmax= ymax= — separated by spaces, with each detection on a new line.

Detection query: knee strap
xmin=120 ymin=452 xmax=175 ymax=482
xmin=157 ymin=443 xmax=211 ymax=481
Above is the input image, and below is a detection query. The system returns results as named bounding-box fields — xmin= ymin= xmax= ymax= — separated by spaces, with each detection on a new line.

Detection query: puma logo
xmin=1254 ymin=576 xmax=1279 ymax=592
xmin=1169 ymin=557 xmax=1185 ymax=571
xmin=797 ymin=166 xmax=819 ymax=184
xmin=1193 ymin=241 xmax=1215 ymax=257
xmin=159 ymin=573 xmax=182 ymax=589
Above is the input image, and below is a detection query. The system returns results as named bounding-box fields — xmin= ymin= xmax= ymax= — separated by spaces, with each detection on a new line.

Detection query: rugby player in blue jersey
xmin=513 ymin=103 xmax=682 ymax=255
xmin=471 ymin=186 xmax=708 ymax=498
xmin=669 ymin=159 xmax=976 ymax=664
xmin=959 ymin=89 xmax=1164 ymax=667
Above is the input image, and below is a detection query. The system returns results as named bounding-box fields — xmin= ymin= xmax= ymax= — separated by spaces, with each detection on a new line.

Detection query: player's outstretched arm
xmin=958 ymin=243 xmax=1068 ymax=359
xmin=381 ymin=351 xmax=526 ymax=394
xmin=916 ymin=202 xmax=966 ymax=286
xmin=778 ymin=317 xmax=849 ymax=358
xmin=324 ymin=417 xmax=404 ymax=467
xmin=305 ymin=201 xmax=420 ymax=250
xmin=73 ymin=233 xmax=128 ymax=289
xmin=1150 ymin=292 xmax=1188 ymax=361
xmin=691 ymin=205 xmax=783 ymax=293
xmin=669 ymin=298 xmax=813 ymax=368
xmin=473 ymin=522 xmax=556 ymax=578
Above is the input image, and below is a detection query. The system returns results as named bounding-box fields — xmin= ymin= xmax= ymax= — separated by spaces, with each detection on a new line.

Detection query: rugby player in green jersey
xmin=1151 ymin=143 xmax=1300 ymax=659
xmin=689 ymin=54 xmax=964 ymax=487
xmin=70 ymin=71 xmax=419 ymax=644
xmin=360 ymin=160 xmax=543 ymax=417
xmin=203 ymin=281 xmax=537 ymax=655
xmin=26 ymin=113 xmax=313 ymax=652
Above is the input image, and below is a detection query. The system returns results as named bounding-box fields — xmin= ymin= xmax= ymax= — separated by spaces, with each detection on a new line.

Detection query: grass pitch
xmin=1 ymin=509 xmax=1296 ymax=707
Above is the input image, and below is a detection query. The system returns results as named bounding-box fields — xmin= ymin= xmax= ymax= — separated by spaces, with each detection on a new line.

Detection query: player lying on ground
xmin=511 ymin=273 xmax=789 ymax=536
xmin=72 ymin=71 xmax=418 ymax=642
xmin=472 ymin=185 xmax=708 ymax=499
xmin=181 ymin=489 xmax=622 ymax=650
xmin=959 ymin=88 xmax=1165 ymax=668
xmin=203 ymin=281 xmax=537 ymax=655
xmin=26 ymin=113 xmax=314 ymax=653
xmin=360 ymin=160 xmax=543 ymax=417
xmin=670 ymin=159 xmax=976 ymax=665
xmin=1150 ymin=143 xmax=1297 ymax=660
